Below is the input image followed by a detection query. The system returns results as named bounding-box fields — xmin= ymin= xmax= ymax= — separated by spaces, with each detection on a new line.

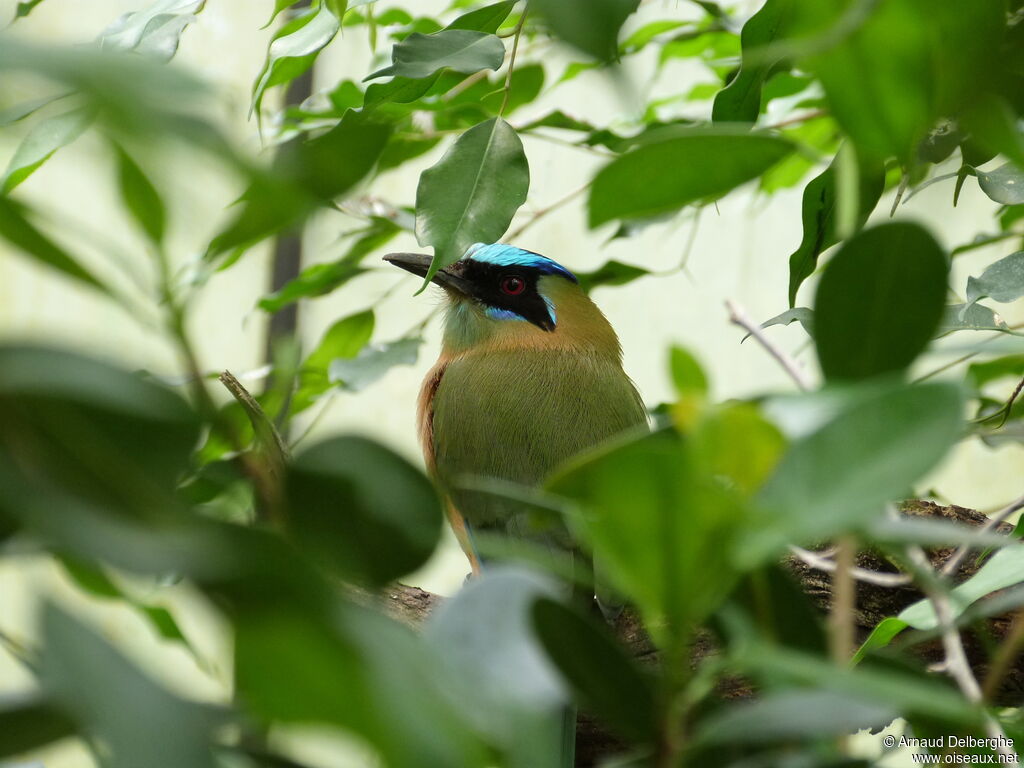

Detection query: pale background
xmin=0 ymin=1 xmax=1020 ymax=766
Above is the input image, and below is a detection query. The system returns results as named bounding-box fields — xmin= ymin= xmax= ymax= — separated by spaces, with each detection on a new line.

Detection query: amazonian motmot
xmin=385 ymin=243 xmax=647 ymax=767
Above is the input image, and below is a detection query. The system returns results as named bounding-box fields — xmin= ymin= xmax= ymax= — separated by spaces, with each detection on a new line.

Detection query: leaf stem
xmin=499 ymin=8 xmax=528 ymax=116
xmin=503 ymin=182 xmax=589 ymax=241
xmin=725 ymin=299 xmax=812 ymax=391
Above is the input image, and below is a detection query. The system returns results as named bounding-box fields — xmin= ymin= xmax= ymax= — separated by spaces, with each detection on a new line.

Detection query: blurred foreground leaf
xmin=531 ymin=0 xmax=640 ymax=61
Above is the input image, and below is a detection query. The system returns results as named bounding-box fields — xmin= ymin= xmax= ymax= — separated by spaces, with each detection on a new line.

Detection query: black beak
xmin=383 ymin=253 xmax=473 ymax=295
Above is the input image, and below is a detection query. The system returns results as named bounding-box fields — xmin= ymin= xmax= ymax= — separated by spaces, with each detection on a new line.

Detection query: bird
xmin=385 ymin=242 xmax=647 ymax=767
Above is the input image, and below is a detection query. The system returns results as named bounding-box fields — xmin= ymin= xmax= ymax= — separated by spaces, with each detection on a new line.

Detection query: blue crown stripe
xmin=464 ymin=243 xmax=578 ymax=283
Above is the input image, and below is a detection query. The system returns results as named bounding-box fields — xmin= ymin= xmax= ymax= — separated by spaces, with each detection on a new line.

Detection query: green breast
xmin=431 ymin=348 xmax=647 ymax=539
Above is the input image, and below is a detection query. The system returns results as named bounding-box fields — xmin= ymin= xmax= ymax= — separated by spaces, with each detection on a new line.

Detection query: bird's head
xmin=385 ymin=243 xmax=619 ymax=354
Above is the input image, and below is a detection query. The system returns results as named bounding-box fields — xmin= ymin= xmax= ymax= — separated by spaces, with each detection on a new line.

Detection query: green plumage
xmin=432 ymin=347 xmax=646 ymax=541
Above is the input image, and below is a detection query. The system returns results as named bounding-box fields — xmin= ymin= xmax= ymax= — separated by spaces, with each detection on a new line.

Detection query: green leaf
xmin=0 ymin=692 xmax=76 ymax=758
xmin=415 ymin=117 xmax=529 ymax=281
xmin=669 ymin=346 xmax=709 ymax=398
xmin=574 ymin=259 xmax=650 ymax=292
xmin=208 ymin=111 xmax=390 ymax=258
xmin=711 ymin=0 xmax=794 ymax=123
xmin=366 ymin=29 xmax=505 ymax=80
xmin=251 ymin=6 xmax=340 ymax=118
xmin=966 ymin=251 xmax=1024 ymax=307
xmin=448 ymin=1 xmax=517 ymax=34
xmin=549 ymin=429 xmax=746 ymax=646
xmin=814 ymin=222 xmax=948 ymax=381
xmin=789 ymin=0 xmax=1004 ymax=161
xmin=423 ymin=567 xmax=570 ymax=768
xmin=2 ymin=106 xmax=93 ymax=193
xmin=695 ymin=690 xmax=894 ymax=745
xmin=114 ymin=144 xmax=166 ymax=245
xmin=14 ymin=0 xmax=47 ymax=19
xmin=258 ymin=218 xmax=399 ymax=312
xmin=262 ymin=0 xmax=300 ymax=29
xmin=98 ymin=0 xmax=206 ymax=61
xmin=291 ymin=309 xmax=375 ymax=414
xmin=976 ymin=163 xmax=1024 ymax=205
xmin=328 ymin=336 xmax=422 ymax=392
xmin=787 ymin=151 xmax=885 ymax=307
xmin=620 ymin=20 xmax=689 ymax=55
xmin=757 ymin=307 xmax=814 ymax=337
xmin=533 ymin=597 xmax=657 ymax=745
xmin=588 ymin=131 xmax=793 ymax=226
xmin=58 ymin=555 xmax=195 ymax=656
xmin=0 ymin=93 xmax=69 ymax=126
xmin=285 ymin=435 xmax=443 ymax=585
xmin=749 ymin=381 xmax=963 ymax=562
xmin=967 ymin=354 xmax=1024 ymax=391
xmin=901 ymin=545 xmax=1024 ymax=631
xmin=41 ymin=603 xmax=221 ymax=768
xmin=938 ymin=303 xmax=1007 ymax=335
xmin=0 ymin=197 xmax=107 ymax=293
xmin=363 ymin=72 xmax=441 ymax=112
xmin=531 ymin=0 xmax=641 ymax=61
xmin=0 ymin=345 xmax=200 ymax=522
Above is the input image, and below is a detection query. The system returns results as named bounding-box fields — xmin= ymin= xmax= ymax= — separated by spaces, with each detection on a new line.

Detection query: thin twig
xmin=763 ymin=108 xmax=828 ymax=131
xmin=888 ymin=505 xmax=1016 ymax=761
xmin=504 ymin=183 xmax=589 ymax=241
xmin=789 ymin=545 xmax=913 ymax=587
xmin=499 ymin=9 xmax=527 ymax=116
xmin=830 ymin=535 xmax=857 ymax=694
xmin=443 ymin=69 xmax=491 ymax=101
xmin=889 ymin=171 xmax=909 ymax=217
xmin=940 ymin=493 xmax=1024 ymax=579
xmin=726 ymin=300 xmax=812 ymax=391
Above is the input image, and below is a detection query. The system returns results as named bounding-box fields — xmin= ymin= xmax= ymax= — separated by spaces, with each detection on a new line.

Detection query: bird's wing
xmin=418 ymin=356 xmax=481 ymax=574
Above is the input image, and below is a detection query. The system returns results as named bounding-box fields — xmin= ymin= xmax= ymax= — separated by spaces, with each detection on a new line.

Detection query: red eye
xmin=500 ymin=275 xmax=526 ymax=295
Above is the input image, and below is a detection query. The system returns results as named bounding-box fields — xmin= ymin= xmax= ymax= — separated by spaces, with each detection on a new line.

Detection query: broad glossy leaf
xmin=549 ymin=429 xmax=746 ymax=646
xmin=285 ymin=435 xmax=443 ymax=585
xmin=789 ymin=0 xmax=1004 ymax=161
xmin=98 ymin=0 xmax=206 ymax=61
xmin=0 ymin=693 xmax=76 ymax=758
xmin=291 ymin=309 xmax=374 ymax=414
xmin=415 ymin=117 xmax=529 ymax=281
xmin=448 ymin=1 xmax=517 ymax=34
xmin=423 ymin=567 xmax=570 ymax=768
xmin=366 ymin=30 xmax=505 ymax=80
xmin=531 ymin=0 xmax=640 ymax=61
xmin=263 ymin=0 xmax=301 ymax=28
xmin=251 ymin=6 xmax=340 ymax=118
xmin=695 ymin=690 xmax=894 ymax=745
xmin=2 ymin=107 xmax=93 ymax=193
xmin=588 ymin=131 xmax=793 ymax=226
xmin=966 ymin=251 xmax=1024 ymax=307
xmin=114 ymin=144 xmax=165 ymax=245
xmin=575 ymin=259 xmax=650 ymax=292
xmin=258 ymin=218 xmax=399 ymax=312
xmin=533 ymin=597 xmax=657 ymax=745
xmin=712 ymin=0 xmax=794 ymax=123
xmin=749 ymin=381 xmax=963 ymax=562
xmin=787 ymin=151 xmax=885 ymax=306
xmin=41 ymin=603 xmax=221 ymax=768
xmin=938 ymin=303 xmax=1007 ymax=335
xmin=0 ymin=197 xmax=107 ymax=292
xmin=814 ymin=222 xmax=948 ymax=381
xmin=328 ymin=336 xmax=421 ymax=391
xmin=363 ymin=72 xmax=441 ymax=113
xmin=976 ymin=163 xmax=1024 ymax=205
